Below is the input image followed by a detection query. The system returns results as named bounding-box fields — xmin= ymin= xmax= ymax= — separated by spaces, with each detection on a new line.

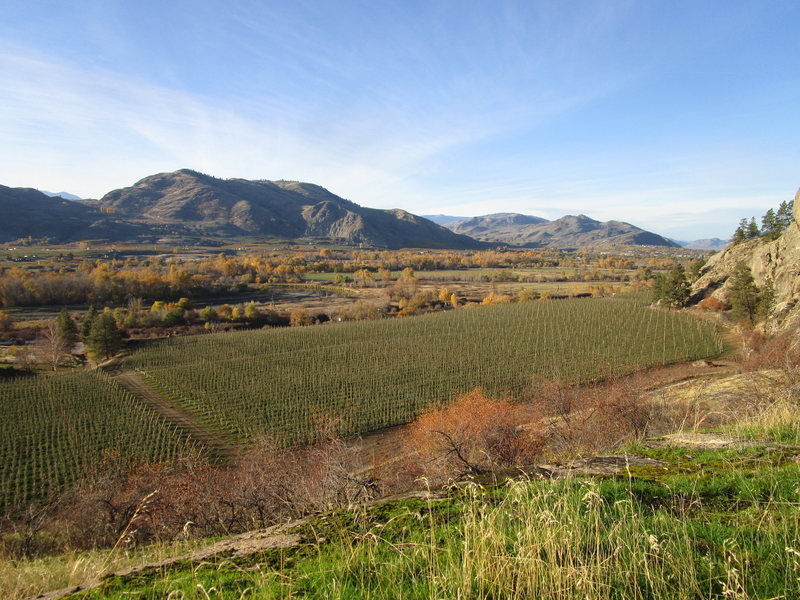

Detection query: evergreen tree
xmin=687 ymin=259 xmax=706 ymax=282
xmin=757 ymin=277 xmax=775 ymax=321
xmin=746 ymin=217 xmax=760 ymax=239
xmin=761 ymin=208 xmax=778 ymax=240
xmin=55 ymin=308 xmax=78 ymax=350
xmin=776 ymin=199 xmax=794 ymax=231
xmin=732 ymin=218 xmax=751 ymax=244
xmin=81 ymin=305 xmax=97 ymax=338
xmin=728 ymin=262 xmax=761 ymax=325
xmin=86 ymin=312 xmax=123 ymax=360
xmin=652 ymin=264 xmax=690 ymax=308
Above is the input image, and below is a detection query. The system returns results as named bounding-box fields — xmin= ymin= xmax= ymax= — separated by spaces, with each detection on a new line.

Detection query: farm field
xmin=303 ymin=266 xmax=632 ymax=282
xmin=128 ymin=297 xmax=723 ymax=446
xmin=0 ymin=372 xmax=199 ymax=514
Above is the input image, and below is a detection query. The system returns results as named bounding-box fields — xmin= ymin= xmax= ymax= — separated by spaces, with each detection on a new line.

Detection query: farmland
xmin=128 ymin=297 xmax=723 ymax=445
xmin=0 ymin=372 xmax=198 ymax=514
xmin=0 ymin=296 xmax=723 ymax=517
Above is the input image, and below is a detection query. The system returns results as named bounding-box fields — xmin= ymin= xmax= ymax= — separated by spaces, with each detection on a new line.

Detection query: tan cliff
xmin=691 ymin=188 xmax=800 ymax=332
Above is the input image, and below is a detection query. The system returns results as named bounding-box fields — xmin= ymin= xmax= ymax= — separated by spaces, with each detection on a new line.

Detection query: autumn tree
xmin=289 ymin=308 xmax=312 ymax=327
xmin=0 ymin=310 xmax=13 ymax=332
xmin=244 ymin=301 xmax=260 ymax=321
xmin=199 ymin=306 xmax=217 ymax=323
xmin=354 ymin=268 xmax=373 ymax=287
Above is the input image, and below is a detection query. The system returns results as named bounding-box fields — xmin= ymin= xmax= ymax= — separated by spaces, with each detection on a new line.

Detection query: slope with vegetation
xmin=692 ymin=189 xmax=800 ymax=332
xmin=6 ymin=336 xmax=799 ymax=600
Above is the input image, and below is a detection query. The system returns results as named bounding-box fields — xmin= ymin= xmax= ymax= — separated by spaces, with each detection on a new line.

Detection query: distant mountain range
xmin=681 ymin=238 xmax=727 ymax=251
xmin=441 ymin=212 xmax=679 ymax=249
xmin=424 ymin=213 xmax=724 ymax=250
xmin=2 ymin=170 xmax=719 ymax=250
xmin=2 ymin=171 xmax=478 ymax=249
xmin=41 ymin=190 xmax=82 ymax=201
xmin=422 ymin=214 xmax=468 ymax=226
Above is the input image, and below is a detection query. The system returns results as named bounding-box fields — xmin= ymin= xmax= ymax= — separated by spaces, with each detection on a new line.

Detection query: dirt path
xmin=113 ymin=370 xmax=239 ymax=461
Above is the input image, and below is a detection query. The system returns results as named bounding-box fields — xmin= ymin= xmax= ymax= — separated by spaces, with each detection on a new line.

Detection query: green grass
xmin=0 ymin=371 xmax=200 ymax=515
xmin=127 ymin=298 xmax=723 ymax=445
xmin=66 ymin=444 xmax=800 ymax=599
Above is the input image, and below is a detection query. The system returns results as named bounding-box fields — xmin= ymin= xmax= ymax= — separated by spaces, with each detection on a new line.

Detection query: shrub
xmin=405 ymin=389 xmax=543 ymax=480
xmin=0 ymin=310 xmax=14 ymax=331
xmin=481 ymin=292 xmax=514 ymax=305
xmin=697 ymin=296 xmax=728 ymax=311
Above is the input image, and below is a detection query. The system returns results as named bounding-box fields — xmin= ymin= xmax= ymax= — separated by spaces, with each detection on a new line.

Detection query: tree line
xmin=732 ymin=199 xmax=794 ymax=244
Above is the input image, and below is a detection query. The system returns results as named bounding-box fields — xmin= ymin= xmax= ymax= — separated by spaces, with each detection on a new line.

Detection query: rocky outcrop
xmin=691 ymin=188 xmax=800 ymax=332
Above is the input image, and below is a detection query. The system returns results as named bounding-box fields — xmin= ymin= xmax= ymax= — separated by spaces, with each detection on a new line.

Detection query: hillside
xmin=691 ymin=188 xmax=800 ymax=332
xmin=0 ymin=185 xmax=143 ymax=243
xmin=95 ymin=170 xmax=480 ymax=249
xmin=15 ymin=365 xmax=800 ymax=600
xmin=447 ymin=212 xmax=678 ymax=248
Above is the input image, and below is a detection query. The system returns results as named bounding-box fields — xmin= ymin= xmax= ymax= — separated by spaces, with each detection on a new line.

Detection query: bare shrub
xmin=741 ymin=329 xmax=800 ymax=372
xmin=4 ymin=422 xmax=378 ymax=556
xmin=337 ymin=300 xmax=384 ymax=322
xmin=405 ymin=389 xmax=543 ymax=481
xmin=537 ymin=374 xmax=651 ymax=457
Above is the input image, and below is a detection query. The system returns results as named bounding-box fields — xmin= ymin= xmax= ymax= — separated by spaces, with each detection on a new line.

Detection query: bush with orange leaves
xmin=697 ymin=296 xmax=729 ymax=311
xmin=405 ymin=389 xmax=543 ymax=481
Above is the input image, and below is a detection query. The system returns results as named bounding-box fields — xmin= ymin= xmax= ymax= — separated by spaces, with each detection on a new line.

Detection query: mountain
xmin=94 ymin=170 xmax=480 ymax=249
xmin=684 ymin=238 xmax=728 ymax=251
xmin=421 ymin=214 xmax=469 ymax=226
xmin=446 ymin=212 xmax=678 ymax=248
xmin=691 ymin=189 xmax=800 ymax=332
xmin=41 ymin=190 xmax=82 ymax=201
xmin=0 ymin=185 xmax=144 ymax=243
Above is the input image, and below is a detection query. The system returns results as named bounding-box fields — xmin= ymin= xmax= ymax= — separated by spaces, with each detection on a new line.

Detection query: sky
xmin=1 ymin=1 xmax=798 ymax=241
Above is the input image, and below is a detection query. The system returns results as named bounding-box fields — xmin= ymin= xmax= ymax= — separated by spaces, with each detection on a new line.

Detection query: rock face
xmin=691 ymin=188 xmax=800 ymax=331
xmin=446 ymin=212 xmax=679 ymax=248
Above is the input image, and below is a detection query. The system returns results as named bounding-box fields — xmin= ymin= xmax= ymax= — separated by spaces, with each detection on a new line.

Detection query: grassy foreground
xmin=38 ymin=399 xmax=799 ymax=600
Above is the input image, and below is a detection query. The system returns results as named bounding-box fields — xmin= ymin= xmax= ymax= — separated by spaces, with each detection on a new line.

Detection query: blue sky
xmin=1 ymin=1 xmax=798 ymax=240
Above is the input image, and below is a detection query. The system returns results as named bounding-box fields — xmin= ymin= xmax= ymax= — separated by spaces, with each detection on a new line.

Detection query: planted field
xmin=128 ymin=298 xmax=722 ymax=445
xmin=0 ymin=372 xmax=198 ymax=514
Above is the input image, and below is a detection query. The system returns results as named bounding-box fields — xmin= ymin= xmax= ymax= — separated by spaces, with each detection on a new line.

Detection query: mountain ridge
xmin=4 ymin=170 xmax=687 ymax=249
xmin=445 ymin=211 xmax=679 ymax=248
xmin=93 ymin=169 xmax=479 ymax=249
